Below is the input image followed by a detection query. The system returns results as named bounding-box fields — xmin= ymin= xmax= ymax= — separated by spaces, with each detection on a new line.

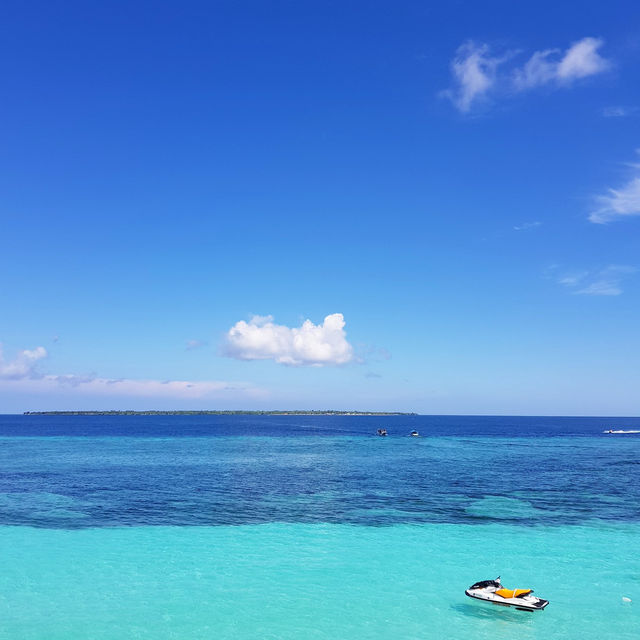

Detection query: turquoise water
xmin=1 ymin=523 xmax=638 ymax=639
xmin=1 ymin=415 xmax=639 ymax=638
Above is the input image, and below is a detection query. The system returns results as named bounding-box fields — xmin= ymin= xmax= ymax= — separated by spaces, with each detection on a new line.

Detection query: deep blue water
xmin=1 ymin=414 xmax=639 ymax=529
xmin=3 ymin=413 xmax=639 ymax=437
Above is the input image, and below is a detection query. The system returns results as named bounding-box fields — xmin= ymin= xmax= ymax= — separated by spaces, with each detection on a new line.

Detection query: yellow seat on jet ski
xmin=495 ymin=588 xmax=532 ymax=599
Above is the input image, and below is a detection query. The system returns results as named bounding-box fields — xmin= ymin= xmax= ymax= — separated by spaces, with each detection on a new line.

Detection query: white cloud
xmin=0 ymin=343 xmax=262 ymax=401
xmin=1 ymin=373 xmax=262 ymax=400
xmin=441 ymin=41 xmax=506 ymax=113
xmin=556 ymin=265 xmax=637 ymax=296
xmin=591 ymin=162 xmax=640 ymax=223
xmin=49 ymin=376 xmax=254 ymax=398
xmin=514 ymin=37 xmax=609 ymax=90
xmin=513 ymin=49 xmax=558 ymax=89
xmin=557 ymin=37 xmax=610 ymax=81
xmin=224 ymin=313 xmax=355 ymax=366
xmin=444 ymin=37 xmax=610 ymax=112
xmin=0 ymin=346 xmax=47 ymax=379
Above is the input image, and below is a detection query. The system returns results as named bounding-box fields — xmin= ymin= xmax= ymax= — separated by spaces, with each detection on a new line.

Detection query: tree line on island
xmin=23 ymin=410 xmax=417 ymax=416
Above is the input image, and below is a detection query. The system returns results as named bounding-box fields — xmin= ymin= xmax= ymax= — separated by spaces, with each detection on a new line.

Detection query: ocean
xmin=0 ymin=414 xmax=638 ymax=639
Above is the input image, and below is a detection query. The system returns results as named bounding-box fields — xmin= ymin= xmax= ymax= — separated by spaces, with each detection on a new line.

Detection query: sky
xmin=1 ymin=0 xmax=639 ymax=415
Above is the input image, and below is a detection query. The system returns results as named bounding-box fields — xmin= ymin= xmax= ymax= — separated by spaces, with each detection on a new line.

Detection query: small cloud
xmin=590 ymin=157 xmax=640 ymax=223
xmin=556 ymin=265 xmax=636 ymax=296
xmin=514 ymin=37 xmax=609 ymax=89
xmin=223 ymin=313 xmax=355 ymax=367
xmin=575 ymin=266 xmax=637 ymax=296
xmin=185 ymin=339 xmax=207 ymax=351
xmin=557 ymin=37 xmax=610 ymax=81
xmin=576 ymin=281 xmax=620 ymax=296
xmin=365 ymin=372 xmax=382 ymax=379
xmin=440 ymin=41 xmax=509 ymax=113
xmin=512 ymin=48 xmax=557 ymax=90
xmin=443 ymin=37 xmax=611 ymax=113
xmin=513 ymin=221 xmax=542 ymax=231
xmin=558 ymin=271 xmax=588 ymax=287
xmin=0 ymin=345 xmax=47 ymax=380
xmin=602 ymin=106 xmax=638 ymax=118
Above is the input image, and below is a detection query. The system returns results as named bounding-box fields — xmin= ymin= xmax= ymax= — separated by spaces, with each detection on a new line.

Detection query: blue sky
xmin=1 ymin=0 xmax=639 ymax=414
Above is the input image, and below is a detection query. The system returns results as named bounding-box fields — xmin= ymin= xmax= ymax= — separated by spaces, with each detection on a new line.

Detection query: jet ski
xmin=465 ymin=577 xmax=549 ymax=612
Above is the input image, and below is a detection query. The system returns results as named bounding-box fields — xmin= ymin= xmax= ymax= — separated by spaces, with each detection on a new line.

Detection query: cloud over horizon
xmin=443 ymin=37 xmax=611 ymax=113
xmin=224 ymin=313 xmax=355 ymax=366
xmin=0 ymin=343 xmax=262 ymax=401
xmin=3 ymin=375 xmax=261 ymax=399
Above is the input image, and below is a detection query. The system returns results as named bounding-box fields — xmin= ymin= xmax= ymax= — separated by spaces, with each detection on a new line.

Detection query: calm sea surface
xmin=1 ymin=414 xmax=639 ymax=639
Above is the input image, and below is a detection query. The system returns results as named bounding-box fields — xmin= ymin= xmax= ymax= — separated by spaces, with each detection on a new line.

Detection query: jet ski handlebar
xmin=469 ymin=577 xmax=501 ymax=590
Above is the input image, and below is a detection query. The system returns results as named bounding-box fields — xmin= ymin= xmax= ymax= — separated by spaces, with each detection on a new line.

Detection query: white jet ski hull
xmin=465 ymin=588 xmax=549 ymax=612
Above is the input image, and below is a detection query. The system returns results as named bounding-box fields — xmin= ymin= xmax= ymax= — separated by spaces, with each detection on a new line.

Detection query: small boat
xmin=604 ymin=429 xmax=640 ymax=434
xmin=376 ymin=429 xmax=388 ymax=437
xmin=410 ymin=430 xmax=420 ymax=437
xmin=465 ymin=577 xmax=549 ymax=612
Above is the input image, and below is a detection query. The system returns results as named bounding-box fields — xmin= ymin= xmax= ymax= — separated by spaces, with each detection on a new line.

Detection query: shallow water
xmin=1 ymin=415 xmax=638 ymax=638
xmin=1 ymin=523 xmax=638 ymax=640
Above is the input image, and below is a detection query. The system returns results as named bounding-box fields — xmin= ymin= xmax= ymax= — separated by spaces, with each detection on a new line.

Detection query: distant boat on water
xmin=604 ymin=429 xmax=640 ymax=434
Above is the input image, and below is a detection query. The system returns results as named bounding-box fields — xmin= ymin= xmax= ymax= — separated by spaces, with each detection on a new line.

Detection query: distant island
xmin=24 ymin=410 xmax=416 ymax=416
